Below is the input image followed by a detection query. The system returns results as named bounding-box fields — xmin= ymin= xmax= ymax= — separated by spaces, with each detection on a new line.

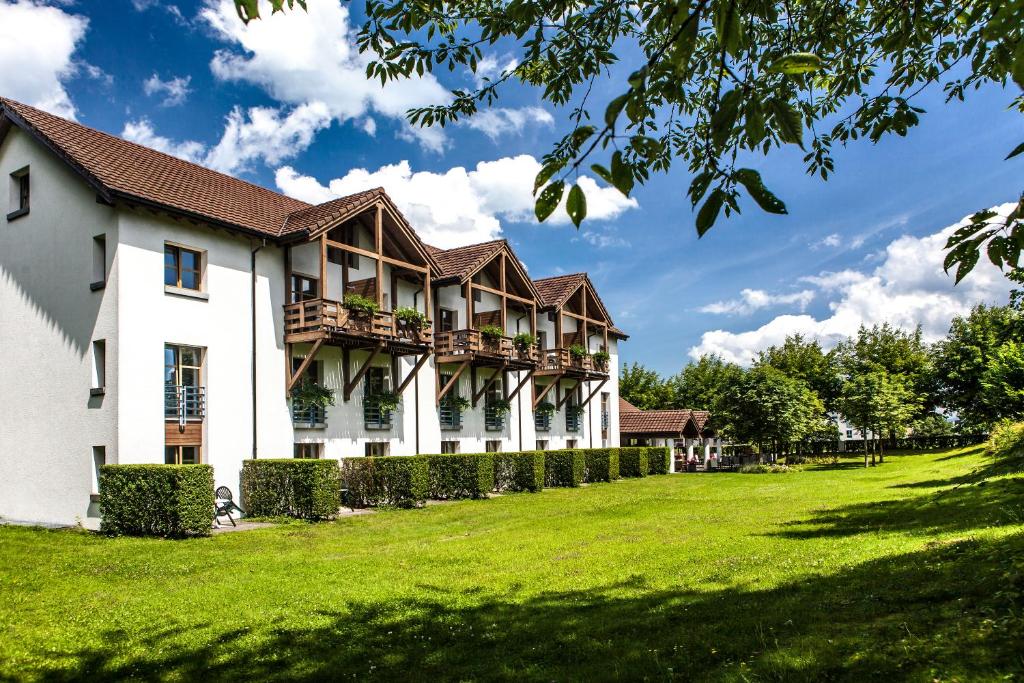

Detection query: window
xmin=537 ymin=330 xmax=547 ymax=351
xmin=291 ymin=358 xmax=325 ymax=425
xmin=164 ymin=244 xmax=202 ymax=290
xmin=91 ymin=235 xmax=106 ymax=290
xmin=365 ymin=442 xmax=390 ymax=457
xmin=536 ymin=439 xmax=548 ymax=450
xmin=485 ymin=440 xmax=502 ymax=453
xmin=441 ymin=441 xmax=459 ymax=454
xmin=91 ymin=446 xmax=106 ymax=495
xmin=293 ymin=442 xmax=323 ymax=459
xmin=91 ymin=340 xmax=106 ymax=395
xmin=601 ymin=392 xmax=611 ymax=438
xmin=165 ymin=344 xmax=204 ymax=421
xmin=472 ymin=288 xmax=482 ymax=303
xmin=7 ymin=167 xmax=29 ymax=220
xmin=484 ymin=376 xmax=504 ymax=431
xmin=165 ymin=445 xmax=201 ymax=464
xmin=565 ymin=391 xmax=581 ymax=432
xmin=364 ymin=366 xmax=393 ymax=430
xmin=290 ymin=273 xmax=319 ymax=303
xmin=846 ymin=429 xmax=853 ymax=439
xmin=439 ymin=372 xmax=462 ymax=430
xmin=439 ymin=308 xmax=457 ymax=332
xmin=566 ymin=439 xmax=578 ymax=449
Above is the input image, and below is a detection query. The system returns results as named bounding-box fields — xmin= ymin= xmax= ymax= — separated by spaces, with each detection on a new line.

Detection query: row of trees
xmin=621 ymin=289 xmax=1024 ymax=466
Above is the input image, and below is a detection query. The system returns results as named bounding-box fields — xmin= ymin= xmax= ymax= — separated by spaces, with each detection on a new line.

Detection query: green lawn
xmin=1 ymin=448 xmax=1022 ymax=682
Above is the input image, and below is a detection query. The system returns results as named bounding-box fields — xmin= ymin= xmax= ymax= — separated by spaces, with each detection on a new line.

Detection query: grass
xmin=0 ymin=447 xmax=1022 ymax=681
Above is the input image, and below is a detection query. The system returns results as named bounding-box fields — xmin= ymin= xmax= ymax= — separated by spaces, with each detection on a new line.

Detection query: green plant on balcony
xmin=512 ymin=332 xmax=536 ymax=351
xmin=534 ymin=400 xmax=556 ymax=416
xmin=444 ymin=395 xmax=471 ymax=412
xmin=291 ymin=378 xmax=336 ymax=409
xmin=592 ymin=350 xmax=610 ymax=366
xmin=568 ymin=343 xmax=589 ymax=360
xmin=479 ymin=324 xmax=505 ymax=343
xmin=369 ymin=391 xmax=401 ymax=413
xmin=342 ymin=293 xmax=380 ymax=317
xmin=568 ymin=404 xmax=587 ymax=417
xmin=394 ymin=306 xmax=428 ymax=329
xmin=487 ymin=398 xmax=513 ymax=416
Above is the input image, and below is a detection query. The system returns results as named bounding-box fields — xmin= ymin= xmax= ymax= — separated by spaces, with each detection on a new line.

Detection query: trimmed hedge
xmin=494 ymin=451 xmax=545 ymax=492
xmin=646 ymin=446 xmax=671 ymax=475
xmin=619 ymin=447 xmax=649 ymax=478
xmin=99 ymin=464 xmax=214 ymax=538
xmin=420 ymin=453 xmax=494 ymax=499
xmin=545 ymin=449 xmax=585 ymax=488
xmin=241 ymin=459 xmax=342 ymax=520
xmin=584 ymin=448 xmax=620 ymax=483
xmin=342 ymin=456 xmax=427 ymax=508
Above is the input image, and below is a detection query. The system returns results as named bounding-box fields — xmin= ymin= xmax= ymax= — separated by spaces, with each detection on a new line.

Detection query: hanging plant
xmin=370 ymin=391 xmax=401 ymax=413
xmin=592 ymin=350 xmax=610 ymax=365
xmin=568 ymin=404 xmax=586 ymax=417
xmin=444 ymin=395 xmax=471 ymax=412
xmin=394 ymin=306 xmax=427 ymax=329
xmin=343 ymin=293 xmax=380 ymax=316
xmin=479 ymin=324 xmax=505 ymax=342
xmin=568 ymin=343 xmax=589 ymax=359
xmin=291 ymin=378 xmax=335 ymax=409
xmin=512 ymin=332 xmax=536 ymax=351
xmin=487 ymin=398 xmax=513 ymax=416
xmin=535 ymin=400 xmax=556 ymax=416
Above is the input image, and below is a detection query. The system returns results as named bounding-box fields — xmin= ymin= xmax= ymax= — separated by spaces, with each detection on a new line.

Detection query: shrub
xmin=739 ymin=463 xmax=794 ymax=474
xmin=619 ymin=447 xmax=649 ymax=478
xmin=99 ymin=464 xmax=214 ymax=538
xmin=583 ymin=448 xmax=619 ymax=483
xmin=342 ymin=293 xmax=379 ymax=316
xmin=646 ymin=446 xmax=671 ymax=475
xmin=545 ymin=449 xmax=585 ymax=487
xmin=420 ymin=453 xmax=494 ymax=499
xmin=494 ymin=451 xmax=545 ymax=492
xmin=241 ymin=459 xmax=342 ymax=520
xmin=986 ymin=420 xmax=1024 ymax=469
xmin=342 ymin=456 xmax=427 ymax=508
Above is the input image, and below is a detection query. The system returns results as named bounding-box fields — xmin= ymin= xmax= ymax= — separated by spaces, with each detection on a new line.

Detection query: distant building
xmin=618 ymin=399 xmax=719 ymax=471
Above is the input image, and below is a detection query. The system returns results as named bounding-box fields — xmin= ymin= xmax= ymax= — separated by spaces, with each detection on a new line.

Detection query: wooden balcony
xmin=434 ymin=328 xmax=538 ymax=370
xmin=283 ymin=298 xmax=431 ymax=355
xmin=536 ymin=347 xmax=609 ymax=379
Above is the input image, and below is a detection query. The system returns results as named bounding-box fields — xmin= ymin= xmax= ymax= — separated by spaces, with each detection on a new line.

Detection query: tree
xmin=981 ymin=341 xmax=1024 ymax=419
xmin=910 ymin=413 xmax=956 ymax=437
xmin=665 ymin=354 xmax=743 ymax=427
xmin=619 ymin=362 xmax=672 ymax=410
xmin=836 ymin=370 xmax=919 ymax=466
xmin=755 ymin=334 xmax=841 ymax=411
xmin=725 ymin=365 xmax=824 ymax=460
xmin=231 ymin=0 xmax=1024 ymax=273
xmin=932 ymin=301 xmax=1024 ymax=430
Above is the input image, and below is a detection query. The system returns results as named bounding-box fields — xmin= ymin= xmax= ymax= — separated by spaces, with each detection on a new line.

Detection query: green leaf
xmin=566 ymin=184 xmax=587 ymax=228
xmin=688 ymin=171 xmax=714 ymax=207
xmin=671 ymin=11 xmax=700 ymax=74
xmin=533 ymin=160 xmax=564 ymax=194
xmin=570 ymin=125 xmax=596 ymax=148
xmin=1013 ymin=35 xmax=1024 ymax=90
xmin=696 ymin=189 xmax=727 ymax=237
xmin=767 ymin=53 xmax=824 ymax=75
xmin=710 ymin=89 xmax=743 ymax=149
xmin=590 ymin=164 xmax=614 ymax=186
xmin=234 ymin=0 xmax=260 ymax=22
xmin=1006 ymin=141 xmax=1024 ymax=160
xmin=713 ymin=2 xmax=743 ymax=57
xmin=745 ymin=99 xmax=765 ymax=145
xmin=734 ymin=169 xmax=788 ymax=214
xmin=767 ymin=98 xmax=804 ymax=147
xmin=610 ymin=151 xmax=634 ymax=196
xmin=535 ymin=180 xmax=565 ymax=222
xmin=953 ymin=249 xmax=980 ymax=284
xmin=605 ymin=93 xmax=630 ymax=128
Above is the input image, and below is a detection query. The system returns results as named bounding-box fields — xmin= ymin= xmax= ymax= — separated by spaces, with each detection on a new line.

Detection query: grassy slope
xmin=0 ymin=447 xmax=1021 ymax=682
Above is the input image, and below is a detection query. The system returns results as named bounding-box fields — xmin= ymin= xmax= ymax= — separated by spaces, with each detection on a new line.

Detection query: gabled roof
xmin=280 ymin=188 xmax=386 ymax=236
xmin=620 ymin=397 xmax=641 ymax=413
xmin=430 ymin=239 xmax=540 ymax=300
xmin=620 ymin=409 xmax=695 ymax=435
xmin=532 ymin=272 xmax=620 ymax=333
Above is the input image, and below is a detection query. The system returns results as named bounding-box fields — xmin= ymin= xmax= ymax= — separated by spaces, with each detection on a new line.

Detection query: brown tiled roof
xmin=533 ymin=273 xmax=586 ymax=308
xmin=620 ymin=397 xmax=640 ymax=413
xmin=620 ymin=409 xmax=694 ymax=435
xmin=431 ymin=240 xmax=505 ymax=281
xmin=609 ymin=325 xmax=629 ymax=339
xmin=691 ymin=410 xmax=711 ymax=432
xmin=0 ymin=97 xmax=310 ymax=237
xmin=280 ymin=188 xmax=385 ymax=236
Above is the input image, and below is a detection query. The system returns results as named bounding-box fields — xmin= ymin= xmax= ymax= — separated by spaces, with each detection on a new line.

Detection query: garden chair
xmin=214 ymin=486 xmax=243 ymax=527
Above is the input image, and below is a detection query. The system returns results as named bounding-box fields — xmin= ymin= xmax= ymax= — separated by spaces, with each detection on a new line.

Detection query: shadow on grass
xmin=29 ymin=534 xmax=1024 ymax=682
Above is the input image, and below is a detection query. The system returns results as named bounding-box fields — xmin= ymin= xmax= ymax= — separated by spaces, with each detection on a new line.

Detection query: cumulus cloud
xmin=462 ymin=106 xmax=554 ymax=141
xmin=688 ymin=204 xmax=1018 ymax=365
xmin=0 ymin=0 xmax=88 ymax=119
xmin=699 ymin=289 xmax=815 ymax=316
xmin=122 ymin=102 xmax=332 ymax=174
xmin=275 ymin=154 xmax=639 ymax=248
xmin=472 ymin=54 xmax=518 ymax=88
xmin=143 ymin=74 xmax=192 ymax=106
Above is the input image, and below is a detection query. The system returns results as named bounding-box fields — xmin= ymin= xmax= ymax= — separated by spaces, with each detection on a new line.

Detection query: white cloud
xmin=0 ymin=0 xmax=88 ymax=119
xmin=462 ymin=106 xmax=554 ymax=141
xmin=688 ymin=204 xmax=1018 ymax=365
xmin=122 ymin=102 xmax=332 ymax=174
xmin=472 ymin=54 xmax=518 ymax=88
xmin=811 ymin=233 xmax=841 ymax=249
xmin=699 ymin=288 xmax=815 ymax=316
xmin=143 ymin=73 xmax=192 ymax=107
xmin=275 ymin=154 xmax=639 ymax=249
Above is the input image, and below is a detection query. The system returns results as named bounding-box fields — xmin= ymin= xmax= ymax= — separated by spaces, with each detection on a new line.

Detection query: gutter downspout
xmin=251 ymin=240 xmax=265 ymax=459
xmin=413 ymin=287 xmax=424 ymax=454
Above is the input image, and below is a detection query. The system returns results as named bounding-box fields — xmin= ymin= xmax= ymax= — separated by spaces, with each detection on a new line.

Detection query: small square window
xmin=485 ymin=440 xmax=502 ymax=453
xmin=164 ymin=243 xmax=203 ymax=291
xmin=91 ymin=446 xmax=106 ymax=494
xmin=165 ymin=445 xmax=201 ymax=465
xmin=566 ymin=439 xmax=577 ymax=449
xmin=441 ymin=441 xmax=459 ymax=454
xmin=294 ymin=442 xmax=323 ymax=459
xmin=472 ymin=288 xmax=482 ymax=303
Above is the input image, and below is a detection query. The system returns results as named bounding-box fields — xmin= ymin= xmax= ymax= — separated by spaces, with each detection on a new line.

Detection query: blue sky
xmin=2 ymin=0 xmax=1021 ymax=376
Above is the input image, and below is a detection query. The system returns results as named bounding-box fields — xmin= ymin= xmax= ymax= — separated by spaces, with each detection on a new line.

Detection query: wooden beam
xmin=287 ymin=338 xmax=324 ymax=392
xmin=557 ymin=380 xmax=579 ymax=409
xmin=319 ymin=236 xmax=328 ymax=300
xmin=465 ymin=282 xmax=473 ymax=332
xmin=424 ymin=268 xmax=431 ymax=322
xmin=559 ymin=309 xmax=609 ymax=327
xmin=344 ymin=344 xmax=383 ymax=400
xmin=533 ymin=375 xmax=561 ymax=408
xmin=284 ymin=342 xmax=292 ymax=388
xmin=324 ymin=239 xmax=427 ymax=273
xmin=395 ymin=353 xmax=430 ymax=395
xmin=473 ymin=367 xmax=504 ymax=406
xmin=436 ymin=359 xmax=470 ymax=404
xmin=469 ymin=281 xmax=535 ymax=305
xmin=375 ymin=205 xmax=384 ymax=308
xmin=507 ymin=369 xmax=535 ymax=402
xmin=580 ymin=377 xmax=608 ymax=408
xmin=499 ymin=253 xmax=507 ymax=331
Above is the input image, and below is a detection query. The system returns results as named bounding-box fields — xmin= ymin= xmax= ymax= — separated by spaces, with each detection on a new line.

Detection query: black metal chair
xmin=215 ymin=486 xmax=243 ymax=527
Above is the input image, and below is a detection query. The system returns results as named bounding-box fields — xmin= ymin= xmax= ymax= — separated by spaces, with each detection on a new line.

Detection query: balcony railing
xmin=165 ymin=385 xmax=205 ymax=426
xmin=566 ymin=410 xmax=581 ymax=432
xmin=538 ymin=348 xmax=602 ymax=374
xmin=364 ymin=399 xmax=393 ymax=431
xmin=434 ymin=329 xmax=539 ymax=364
xmin=534 ymin=411 xmax=551 ymax=432
xmin=439 ymin=403 xmax=463 ymax=430
xmin=283 ymin=298 xmax=431 ymax=345
xmin=292 ymin=401 xmax=326 ymax=427
xmin=484 ymin=404 xmax=505 ymax=431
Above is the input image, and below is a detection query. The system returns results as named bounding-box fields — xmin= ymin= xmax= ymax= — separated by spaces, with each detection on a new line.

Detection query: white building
xmin=0 ymin=97 xmax=626 ymax=527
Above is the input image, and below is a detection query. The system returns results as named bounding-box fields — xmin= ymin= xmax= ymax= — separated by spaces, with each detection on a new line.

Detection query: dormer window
xmin=7 ymin=167 xmax=29 ymax=221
